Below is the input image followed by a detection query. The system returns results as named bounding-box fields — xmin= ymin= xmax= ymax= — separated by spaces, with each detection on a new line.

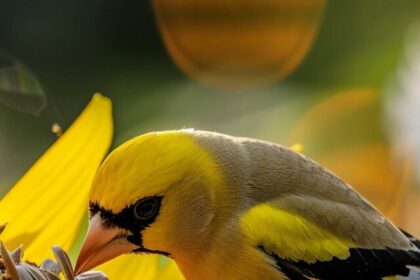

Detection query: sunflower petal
xmin=0 ymin=223 xmax=6 ymax=235
xmin=0 ymin=94 xmax=113 ymax=262
xmin=40 ymin=259 xmax=61 ymax=274
xmin=154 ymin=259 xmax=184 ymax=280
xmin=10 ymin=244 xmax=23 ymax=264
xmin=20 ymin=263 xmax=49 ymax=280
xmin=16 ymin=265 xmax=33 ymax=280
xmin=75 ymin=271 xmax=108 ymax=280
xmin=52 ymin=246 xmax=74 ymax=280
xmin=1 ymin=241 xmax=20 ymax=280
xmin=97 ymin=255 xmax=185 ymax=280
xmin=97 ymin=254 xmax=159 ymax=280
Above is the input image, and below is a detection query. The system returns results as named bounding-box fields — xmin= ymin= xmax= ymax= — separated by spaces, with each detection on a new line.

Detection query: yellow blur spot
xmin=290 ymin=143 xmax=304 ymax=153
xmin=0 ymin=94 xmax=113 ymax=263
xmin=153 ymin=0 xmax=325 ymax=88
xmin=51 ymin=123 xmax=63 ymax=137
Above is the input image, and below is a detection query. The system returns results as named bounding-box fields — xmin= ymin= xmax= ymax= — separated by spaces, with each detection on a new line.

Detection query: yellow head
xmin=75 ymin=130 xmax=226 ymax=273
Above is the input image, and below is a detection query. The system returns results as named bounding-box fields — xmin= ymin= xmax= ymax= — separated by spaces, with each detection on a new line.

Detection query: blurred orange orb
xmin=153 ymin=0 xmax=326 ymax=88
xmin=290 ymin=89 xmax=414 ymax=222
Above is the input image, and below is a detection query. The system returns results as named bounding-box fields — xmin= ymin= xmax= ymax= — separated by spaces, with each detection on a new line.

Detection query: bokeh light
xmin=153 ymin=0 xmax=325 ymax=88
xmin=0 ymin=51 xmax=46 ymax=116
xmin=386 ymin=21 xmax=420 ymax=235
xmin=290 ymin=89 xmax=413 ymax=222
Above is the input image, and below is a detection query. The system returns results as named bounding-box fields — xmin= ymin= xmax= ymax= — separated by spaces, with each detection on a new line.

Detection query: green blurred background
xmin=1 ymin=0 xmax=420 ymax=235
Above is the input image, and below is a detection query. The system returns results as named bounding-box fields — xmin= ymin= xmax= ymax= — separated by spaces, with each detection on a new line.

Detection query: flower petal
xmin=97 ymin=254 xmax=159 ymax=280
xmin=154 ymin=259 xmax=184 ymax=280
xmin=0 ymin=94 xmax=113 ymax=262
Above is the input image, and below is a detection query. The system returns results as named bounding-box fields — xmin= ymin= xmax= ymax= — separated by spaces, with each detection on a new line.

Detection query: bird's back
xmin=189 ymin=130 xmax=420 ymax=280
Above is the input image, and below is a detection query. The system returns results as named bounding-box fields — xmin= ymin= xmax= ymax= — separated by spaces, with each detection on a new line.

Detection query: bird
xmin=75 ymin=129 xmax=420 ymax=280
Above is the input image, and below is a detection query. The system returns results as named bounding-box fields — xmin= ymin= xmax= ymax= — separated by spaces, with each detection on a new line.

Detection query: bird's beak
xmin=75 ymin=214 xmax=138 ymax=275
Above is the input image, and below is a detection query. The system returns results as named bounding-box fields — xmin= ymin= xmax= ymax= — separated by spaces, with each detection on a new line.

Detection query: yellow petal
xmin=98 ymin=254 xmax=159 ymax=280
xmin=154 ymin=259 xmax=184 ymax=280
xmin=0 ymin=93 xmax=113 ymax=263
xmin=98 ymin=255 xmax=185 ymax=280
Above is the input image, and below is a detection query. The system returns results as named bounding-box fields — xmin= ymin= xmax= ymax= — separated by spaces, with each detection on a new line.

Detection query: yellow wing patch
xmin=241 ymin=203 xmax=355 ymax=264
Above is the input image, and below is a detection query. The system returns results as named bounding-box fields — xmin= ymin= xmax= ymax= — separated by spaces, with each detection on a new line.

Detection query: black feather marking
xmin=89 ymin=196 xmax=170 ymax=257
xmin=400 ymin=229 xmax=420 ymax=250
xmin=89 ymin=196 xmax=162 ymax=232
xmin=259 ymin=245 xmax=420 ymax=280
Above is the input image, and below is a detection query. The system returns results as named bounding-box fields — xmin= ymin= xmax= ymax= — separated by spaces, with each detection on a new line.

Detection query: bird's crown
xmin=89 ymin=130 xmax=223 ymax=213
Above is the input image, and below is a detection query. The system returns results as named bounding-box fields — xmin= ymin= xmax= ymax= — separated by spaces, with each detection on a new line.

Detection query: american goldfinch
xmin=75 ymin=130 xmax=420 ymax=280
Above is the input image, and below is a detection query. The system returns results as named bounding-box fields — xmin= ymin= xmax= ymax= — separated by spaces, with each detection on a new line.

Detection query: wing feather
xmin=240 ymin=203 xmax=420 ymax=280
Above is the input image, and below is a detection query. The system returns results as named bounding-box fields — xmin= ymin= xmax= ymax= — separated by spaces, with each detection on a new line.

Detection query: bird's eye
xmin=133 ymin=197 xmax=161 ymax=221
